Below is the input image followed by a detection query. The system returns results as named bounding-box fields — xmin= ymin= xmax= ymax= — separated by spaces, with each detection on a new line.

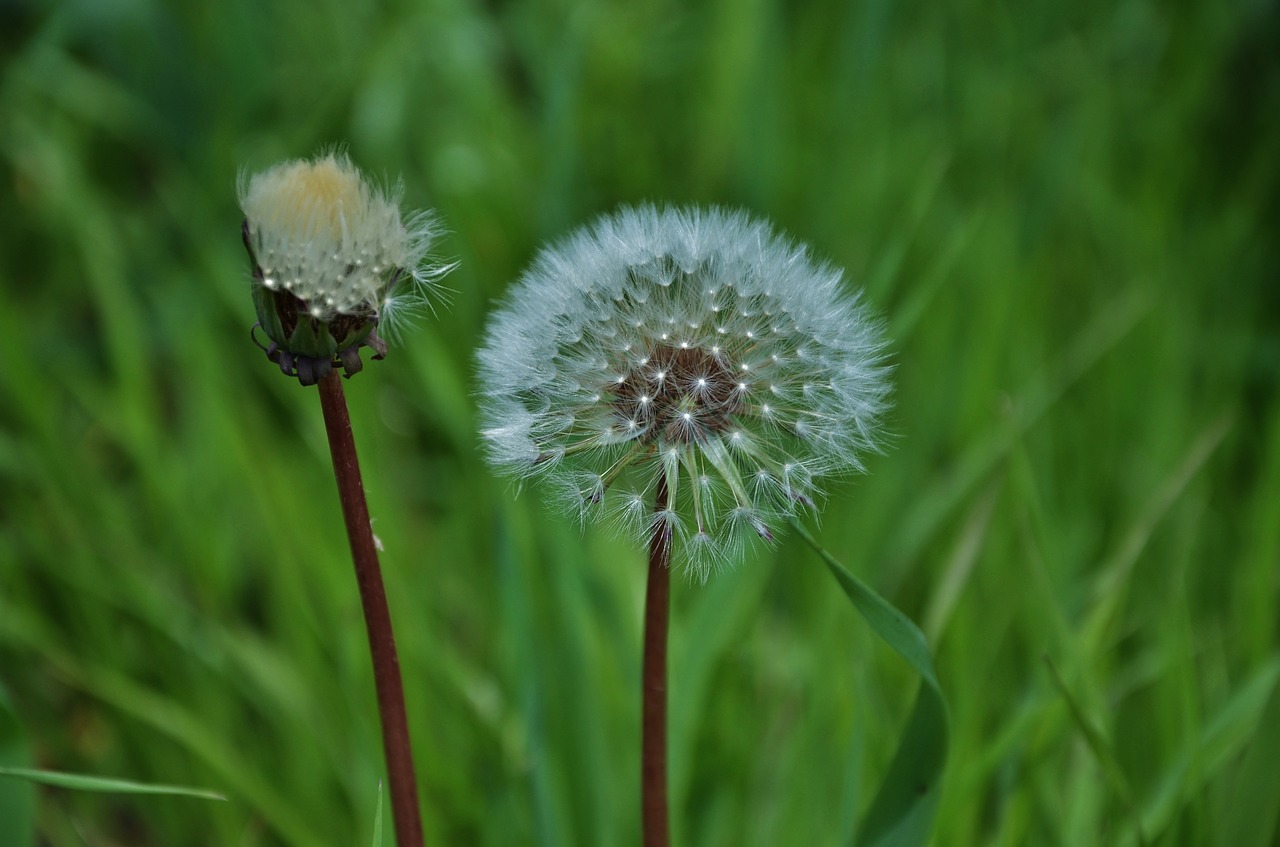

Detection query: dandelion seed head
xmin=238 ymin=151 xmax=454 ymax=382
xmin=477 ymin=205 xmax=891 ymax=575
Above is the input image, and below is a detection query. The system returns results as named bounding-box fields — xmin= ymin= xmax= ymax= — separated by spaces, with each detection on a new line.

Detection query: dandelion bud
xmin=239 ymin=152 xmax=449 ymax=385
xmin=478 ymin=206 xmax=892 ymax=576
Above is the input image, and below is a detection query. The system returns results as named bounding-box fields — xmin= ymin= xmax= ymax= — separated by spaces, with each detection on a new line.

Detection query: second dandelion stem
xmin=642 ymin=475 xmax=672 ymax=847
xmin=317 ymin=371 xmax=425 ymax=847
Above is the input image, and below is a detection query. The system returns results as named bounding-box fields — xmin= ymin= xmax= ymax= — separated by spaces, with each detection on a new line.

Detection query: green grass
xmin=1 ymin=0 xmax=1277 ymax=844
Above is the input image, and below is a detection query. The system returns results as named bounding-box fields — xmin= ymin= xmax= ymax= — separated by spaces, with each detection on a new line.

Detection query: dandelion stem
xmin=642 ymin=474 xmax=672 ymax=847
xmin=317 ymin=371 xmax=425 ymax=847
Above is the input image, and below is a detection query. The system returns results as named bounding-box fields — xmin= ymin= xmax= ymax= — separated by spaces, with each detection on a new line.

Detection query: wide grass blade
xmin=789 ymin=518 xmax=948 ymax=847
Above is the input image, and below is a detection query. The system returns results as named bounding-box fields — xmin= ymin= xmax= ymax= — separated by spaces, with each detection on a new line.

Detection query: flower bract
xmin=478 ymin=205 xmax=891 ymax=575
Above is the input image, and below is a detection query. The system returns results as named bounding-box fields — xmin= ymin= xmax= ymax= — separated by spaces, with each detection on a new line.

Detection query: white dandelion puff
xmin=477 ymin=205 xmax=891 ymax=577
xmin=238 ymin=151 xmax=454 ymax=383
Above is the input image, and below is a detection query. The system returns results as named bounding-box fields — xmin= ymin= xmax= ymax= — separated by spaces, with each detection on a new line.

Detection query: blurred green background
xmin=2 ymin=0 xmax=1278 ymax=844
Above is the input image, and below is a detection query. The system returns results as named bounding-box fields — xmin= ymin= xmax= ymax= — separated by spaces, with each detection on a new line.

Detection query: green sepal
xmin=251 ymin=284 xmax=375 ymax=361
xmin=285 ymin=312 xmax=338 ymax=361
xmin=251 ymin=283 xmax=288 ymax=349
xmin=332 ymin=318 xmax=375 ymax=354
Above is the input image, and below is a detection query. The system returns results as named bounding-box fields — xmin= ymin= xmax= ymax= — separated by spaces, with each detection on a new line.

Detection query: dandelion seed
xmin=477 ymin=205 xmax=890 ymax=576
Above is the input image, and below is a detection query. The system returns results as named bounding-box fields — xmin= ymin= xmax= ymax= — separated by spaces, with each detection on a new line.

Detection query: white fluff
xmin=478 ymin=206 xmax=891 ymax=577
xmin=238 ymin=152 xmax=448 ymax=331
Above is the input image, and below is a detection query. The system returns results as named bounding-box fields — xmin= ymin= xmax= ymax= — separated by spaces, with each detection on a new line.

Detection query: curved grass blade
xmin=788 ymin=518 xmax=949 ymax=847
xmin=0 ymin=766 xmax=226 ymax=801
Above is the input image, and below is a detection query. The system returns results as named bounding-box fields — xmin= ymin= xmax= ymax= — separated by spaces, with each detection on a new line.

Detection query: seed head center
xmin=612 ymin=344 xmax=742 ymax=442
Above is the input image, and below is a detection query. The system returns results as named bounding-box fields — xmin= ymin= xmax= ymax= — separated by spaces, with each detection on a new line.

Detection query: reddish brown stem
xmin=643 ymin=475 xmax=672 ymax=847
xmin=317 ymin=371 xmax=425 ymax=847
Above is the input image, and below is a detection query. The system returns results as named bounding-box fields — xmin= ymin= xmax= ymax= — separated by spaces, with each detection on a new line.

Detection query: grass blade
xmin=788 ymin=518 xmax=948 ymax=847
xmin=372 ymin=780 xmax=385 ymax=847
xmin=0 ymin=689 xmax=35 ymax=847
xmin=0 ymin=766 xmax=225 ymax=801
xmin=1216 ymin=672 xmax=1280 ymax=847
xmin=1043 ymin=656 xmax=1147 ymax=847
